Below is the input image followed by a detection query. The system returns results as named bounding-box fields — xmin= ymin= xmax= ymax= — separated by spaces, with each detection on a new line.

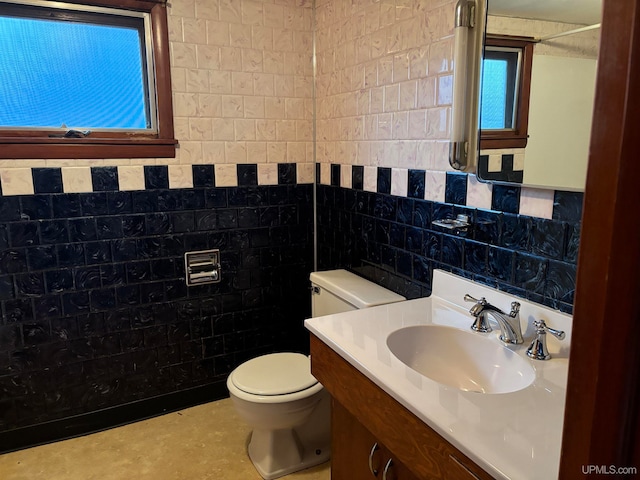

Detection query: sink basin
xmin=386 ymin=325 xmax=535 ymax=394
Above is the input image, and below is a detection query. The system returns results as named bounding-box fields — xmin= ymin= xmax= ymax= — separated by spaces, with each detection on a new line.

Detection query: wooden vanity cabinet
xmin=310 ymin=334 xmax=494 ymax=480
xmin=332 ymin=399 xmax=421 ymax=480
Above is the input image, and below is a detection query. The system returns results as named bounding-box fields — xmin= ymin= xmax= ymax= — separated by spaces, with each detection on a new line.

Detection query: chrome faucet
xmin=464 ymin=294 xmax=523 ymax=344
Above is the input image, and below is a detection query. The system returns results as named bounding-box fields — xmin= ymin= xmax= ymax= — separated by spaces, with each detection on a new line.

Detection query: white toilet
xmin=226 ymin=269 xmax=405 ymax=480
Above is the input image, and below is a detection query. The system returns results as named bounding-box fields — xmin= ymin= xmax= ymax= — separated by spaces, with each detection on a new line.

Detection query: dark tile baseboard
xmin=0 ymin=381 xmax=229 ymax=454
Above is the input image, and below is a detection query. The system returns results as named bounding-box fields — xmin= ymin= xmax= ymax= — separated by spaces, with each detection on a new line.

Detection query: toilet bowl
xmin=227 ymin=269 xmax=405 ymax=480
xmin=227 ymin=353 xmax=330 ymax=480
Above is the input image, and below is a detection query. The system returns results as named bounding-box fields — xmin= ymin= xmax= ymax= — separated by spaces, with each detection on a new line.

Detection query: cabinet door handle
xmin=368 ymin=442 xmax=380 ymax=476
xmin=382 ymin=458 xmax=394 ymax=480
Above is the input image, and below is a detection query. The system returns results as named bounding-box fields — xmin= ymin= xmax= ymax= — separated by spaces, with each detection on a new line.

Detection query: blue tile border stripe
xmin=3 ymin=163 xmax=584 ymax=224
xmin=0 ymin=164 xmax=305 ymax=196
xmin=316 ymin=163 xmax=583 ymax=222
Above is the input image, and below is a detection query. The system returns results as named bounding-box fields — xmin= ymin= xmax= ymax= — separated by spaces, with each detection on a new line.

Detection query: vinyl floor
xmin=0 ymin=398 xmax=331 ymax=480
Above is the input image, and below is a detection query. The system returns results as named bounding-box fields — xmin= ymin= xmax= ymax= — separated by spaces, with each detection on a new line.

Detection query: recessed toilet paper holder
xmin=185 ymin=249 xmax=221 ymax=286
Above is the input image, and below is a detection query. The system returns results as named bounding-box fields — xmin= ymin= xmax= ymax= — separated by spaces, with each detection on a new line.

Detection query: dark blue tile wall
xmin=0 ymin=184 xmax=313 ymax=432
xmin=377 ymin=167 xmax=391 ymax=194
xmin=445 ymin=172 xmax=467 ymax=205
xmin=352 ymin=166 xmax=364 ymax=191
xmin=0 ymin=161 xmax=584 ymax=437
xmin=408 ymin=170 xmax=425 ymax=199
xmin=330 ymin=164 xmax=340 ymax=187
xmin=32 ymin=169 xmax=63 ymax=194
xmin=91 ymin=167 xmax=119 ymax=192
xmin=278 ymin=164 xmax=297 ymax=185
xmin=237 ymin=165 xmax=258 ymax=186
xmin=317 ymin=183 xmax=580 ymax=314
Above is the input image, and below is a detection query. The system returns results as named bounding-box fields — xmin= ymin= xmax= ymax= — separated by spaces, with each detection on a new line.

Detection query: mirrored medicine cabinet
xmin=451 ymin=0 xmax=602 ymax=192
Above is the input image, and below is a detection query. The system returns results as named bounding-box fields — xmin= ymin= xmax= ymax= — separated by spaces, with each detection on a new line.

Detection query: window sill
xmin=0 ymin=137 xmax=177 ymax=159
xmin=480 ymin=136 xmax=528 ymax=150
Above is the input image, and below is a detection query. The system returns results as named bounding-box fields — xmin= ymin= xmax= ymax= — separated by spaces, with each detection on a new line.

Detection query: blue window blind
xmin=480 ymin=47 xmax=520 ymax=131
xmin=480 ymin=59 xmax=509 ymax=129
xmin=0 ymin=10 xmax=149 ymax=130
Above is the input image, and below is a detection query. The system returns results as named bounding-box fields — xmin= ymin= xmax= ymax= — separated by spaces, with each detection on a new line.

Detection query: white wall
xmin=524 ymin=55 xmax=596 ymax=190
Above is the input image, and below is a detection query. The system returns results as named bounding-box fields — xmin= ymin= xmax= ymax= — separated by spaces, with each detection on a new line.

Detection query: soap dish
xmin=432 ymin=214 xmax=471 ymax=232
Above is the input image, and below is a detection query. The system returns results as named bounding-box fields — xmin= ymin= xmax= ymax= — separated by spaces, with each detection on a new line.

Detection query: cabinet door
xmin=332 ymin=400 xmax=380 ymax=480
xmin=332 ymin=400 xmax=421 ymax=480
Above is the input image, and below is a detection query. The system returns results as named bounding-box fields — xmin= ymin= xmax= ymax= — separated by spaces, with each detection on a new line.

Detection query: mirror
xmin=477 ymin=0 xmax=602 ymax=191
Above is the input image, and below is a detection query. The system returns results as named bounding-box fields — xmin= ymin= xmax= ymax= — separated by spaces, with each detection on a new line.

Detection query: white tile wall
xmin=258 ymin=163 xmax=278 ymax=185
xmin=297 ymin=162 xmax=315 ymax=184
xmin=391 ymin=168 xmax=408 ymax=197
xmin=315 ymin=0 xmax=456 ymax=174
xmin=363 ymin=165 xmax=377 ymax=193
xmin=169 ymin=165 xmax=195 ymax=189
xmin=118 ymin=166 xmax=146 ymax=191
xmin=0 ymin=168 xmax=35 ymax=196
xmin=214 ymin=164 xmax=239 ymax=187
xmin=340 ymin=163 xmax=352 ymax=189
xmin=320 ymin=162 xmax=331 ymax=186
xmin=519 ymin=188 xmax=555 ymax=219
xmin=466 ymin=174 xmax=493 ymax=210
xmin=61 ymin=167 xmax=93 ymax=193
xmin=425 ymin=170 xmax=446 ymax=202
xmin=0 ymin=0 xmax=564 ymax=220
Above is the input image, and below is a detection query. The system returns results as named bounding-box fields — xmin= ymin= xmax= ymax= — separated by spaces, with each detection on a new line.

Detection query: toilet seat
xmin=228 ymin=353 xmax=323 ymax=404
xmin=231 ymin=352 xmax=318 ymax=395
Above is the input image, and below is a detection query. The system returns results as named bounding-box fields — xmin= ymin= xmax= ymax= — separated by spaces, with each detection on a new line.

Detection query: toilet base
xmin=245 ymin=391 xmax=331 ymax=480
xmin=248 ymin=428 xmax=330 ymax=480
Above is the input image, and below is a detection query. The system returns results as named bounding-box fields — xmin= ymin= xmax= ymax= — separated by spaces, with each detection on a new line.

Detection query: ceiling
xmin=488 ymin=0 xmax=602 ymax=26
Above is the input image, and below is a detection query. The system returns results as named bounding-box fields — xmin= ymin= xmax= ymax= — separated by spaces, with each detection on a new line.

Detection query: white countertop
xmin=304 ymin=270 xmax=572 ymax=480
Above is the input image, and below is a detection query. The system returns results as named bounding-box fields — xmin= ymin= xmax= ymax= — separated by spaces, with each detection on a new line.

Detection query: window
xmin=481 ymin=48 xmax=520 ymax=130
xmin=480 ymin=35 xmax=534 ymax=149
xmin=0 ymin=0 xmax=176 ymax=159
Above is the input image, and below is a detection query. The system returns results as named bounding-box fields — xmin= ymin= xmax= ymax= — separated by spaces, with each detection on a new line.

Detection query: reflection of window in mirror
xmin=480 ymin=35 xmax=535 ymax=149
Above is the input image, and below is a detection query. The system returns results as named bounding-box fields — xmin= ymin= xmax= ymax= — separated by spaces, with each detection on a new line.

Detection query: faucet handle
xmin=534 ymin=319 xmax=565 ymax=340
xmin=464 ymin=294 xmax=489 ymax=311
xmin=463 ymin=295 xmax=487 ymax=315
xmin=463 ymin=294 xmax=482 ymax=303
xmin=464 ymin=294 xmax=492 ymax=333
xmin=526 ymin=319 xmax=565 ymax=360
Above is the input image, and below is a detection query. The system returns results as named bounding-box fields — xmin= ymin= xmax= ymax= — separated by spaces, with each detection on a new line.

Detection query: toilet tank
xmin=310 ymin=269 xmax=405 ymax=317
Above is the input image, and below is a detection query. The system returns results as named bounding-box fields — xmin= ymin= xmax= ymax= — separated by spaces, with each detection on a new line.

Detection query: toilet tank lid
xmin=230 ymin=353 xmax=318 ymax=396
xmin=310 ymin=269 xmax=406 ymax=309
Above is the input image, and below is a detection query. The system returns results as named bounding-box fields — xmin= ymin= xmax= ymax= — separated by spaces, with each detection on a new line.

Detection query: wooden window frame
xmin=0 ymin=0 xmax=176 ymax=159
xmin=480 ymin=34 xmax=535 ymax=150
